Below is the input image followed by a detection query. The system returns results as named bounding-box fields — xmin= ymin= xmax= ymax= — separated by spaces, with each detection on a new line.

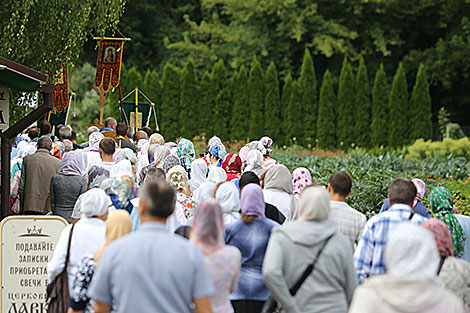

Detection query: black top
xmin=115 ymin=138 xmax=137 ymax=152
xmin=265 ymin=203 xmax=286 ymax=224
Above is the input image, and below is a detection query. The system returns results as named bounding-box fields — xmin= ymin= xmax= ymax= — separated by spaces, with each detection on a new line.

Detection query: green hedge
xmin=406 ymin=138 xmax=470 ymax=160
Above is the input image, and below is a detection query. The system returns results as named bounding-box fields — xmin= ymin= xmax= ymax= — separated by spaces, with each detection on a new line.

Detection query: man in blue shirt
xmin=354 ymin=178 xmax=428 ymax=284
xmin=89 ymin=181 xmax=214 ymax=313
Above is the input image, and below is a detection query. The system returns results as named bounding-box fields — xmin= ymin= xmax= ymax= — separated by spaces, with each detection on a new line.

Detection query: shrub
xmin=248 ymin=56 xmax=265 ymax=140
xmin=337 ymin=58 xmax=355 ymax=147
xmin=406 ymin=137 xmax=470 ymax=160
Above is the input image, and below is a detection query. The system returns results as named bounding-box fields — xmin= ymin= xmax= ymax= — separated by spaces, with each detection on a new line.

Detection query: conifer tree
xmin=211 ymin=60 xmax=231 ymax=141
xmin=110 ymin=66 xmax=142 ymax=124
xmin=160 ymin=63 xmax=180 ymax=140
xmin=287 ymin=81 xmax=303 ymax=146
xmin=317 ymin=70 xmax=336 ymax=149
xmin=354 ymin=56 xmax=371 ymax=147
xmin=336 ymin=58 xmax=355 ymax=147
xmin=199 ymin=71 xmax=214 ymax=136
xmin=143 ymin=70 xmax=161 ymax=132
xmin=264 ymin=62 xmax=281 ymax=143
xmin=371 ymin=64 xmax=389 ymax=146
xmin=300 ymin=49 xmax=318 ymax=145
xmin=230 ymin=66 xmax=249 ymax=141
xmin=280 ymin=73 xmax=293 ymax=145
xmin=248 ymin=56 xmax=265 ymax=140
xmin=410 ymin=63 xmax=432 ymax=141
xmin=388 ymin=63 xmax=409 ymax=147
xmin=179 ymin=58 xmax=199 ymax=138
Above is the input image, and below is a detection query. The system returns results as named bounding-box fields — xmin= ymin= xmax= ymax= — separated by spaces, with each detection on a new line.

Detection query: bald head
xmin=104 ymin=117 xmax=117 ymax=130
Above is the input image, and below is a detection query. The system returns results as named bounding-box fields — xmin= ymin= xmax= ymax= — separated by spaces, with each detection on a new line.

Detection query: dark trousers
xmin=232 ymin=300 xmax=265 ymax=313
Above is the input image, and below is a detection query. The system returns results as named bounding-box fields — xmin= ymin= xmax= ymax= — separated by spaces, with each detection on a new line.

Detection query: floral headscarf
xmin=177 ymin=138 xmax=195 ymax=173
xmin=153 ymin=145 xmax=171 ymax=167
xmin=147 ymin=144 xmax=160 ymax=164
xmin=292 ymin=167 xmax=313 ymax=199
xmin=412 ymin=178 xmax=426 ymax=206
xmin=109 ymin=174 xmax=134 ymax=213
xmin=242 ymin=150 xmax=265 ymax=178
xmin=117 ymin=148 xmax=137 ymax=165
xmin=422 ymin=218 xmax=454 ymax=257
xmin=257 ymin=136 xmax=273 ymax=157
xmin=167 ymin=165 xmax=195 ymax=218
xmin=51 ymin=141 xmax=65 ymax=160
xmin=89 ymin=132 xmax=105 ymax=152
xmin=429 ymin=187 xmax=466 ymax=258
xmin=162 ymin=155 xmax=181 ymax=174
xmin=221 ymin=153 xmax=242 ymax=181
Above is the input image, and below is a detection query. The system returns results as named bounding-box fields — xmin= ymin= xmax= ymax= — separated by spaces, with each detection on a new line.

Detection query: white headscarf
xmin=207 ymin=166 xmax=227 ymax=184
xmin=385 ymin=222 xmax=440 ymax=279
xmin=111 ymin=160 xmax=133 ymax=178
xmin=197 ymin=181 xmax=216 ymax=204
xmin=215 ymin=182 xmax=241 ymax=224
xmin=190 ymin=159 xmax=208 ymax=192
xmin=17 ymin=141 xmax=37 ymax=158
xmin=243 ymin=150 xmax=265 ymax=177
xmin=81 ymin=188 xmax=109 ymax=217
xmin=89 ymin=132 xmax=105 ymax=151
xmin=299 ymin=186 xmax=330 ymax=221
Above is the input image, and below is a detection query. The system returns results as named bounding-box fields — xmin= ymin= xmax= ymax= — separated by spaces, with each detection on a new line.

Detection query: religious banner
xmin=0 ymin=216 xmax=68 ymax=312
xmin=52 ymin=64 xmax=69 ymax=113
xmin=0 ymin=87 xmax=9 ymax=131
xmin=93 ymin=37 xmax=130 ymax=124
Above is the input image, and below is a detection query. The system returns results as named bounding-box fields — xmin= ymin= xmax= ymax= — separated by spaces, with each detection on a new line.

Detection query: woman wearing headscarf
xmin=177 ymin=138 xmax=196 ymax=178
xmin=190 ymin=158 xmax=209 ymax=194
xmin=239 ymin=145 xmax=250 ymax=163
xmin=10 ymin=142 xmax=37 ymax=214
xmin=149 ymin=133 xmax=165 ymax=145
xmin=292 ymin=167 xmax=313 ymax=199
xmin=262 ymin=164 xmax=297 ymax=221
xmin=222 ymin=153 xmax=243 ymax=181
xmin=215 ymin=182 xmax=241 ymax=224
xmin=85 ymin=132 xmax=104 ymax=170
xmin=207 ymin=166 xmax=228 ymax=184
xmin=197 ymin=181 xmax=217 ymax=204
xmin=422 ymin=218 xmax=470 ymax=311
xmin=242 ymin=150 xmax=265 ymax=178
xmin=257 ymin=137 xmax=277 ymax=170
xmin=107 ymin=170 xmax=135 ymax=214
xmin=429 ymin=187 xmax=466 ymax=258
xmin=262 ymin=186 xmax=356 ymax=313
xmin=207 ymin=145 xmax=225 ymax=167
xmin=11 ymin=134 xmax=30 ymax=159
xmin=69 ymin=210 xmax=132 ymax=313
xmin=162 ymin=154 xmax=181 ymax=175
xmin=50 ymin=151 xmax=88 ymax=223
xmin=348 ymin=222 xmax=465 ymax=313
xmin=153 ymin=145 xmax=171 ymax=168
xmin=167 ymin=165 xmax=196 ymax=219
xmin=191 ymin=200 xmax=242 ymax=313
xmin=225 ymin=184 xmax=279 ymax=313
xmin=48 ymin=188 xmax=108 ymax=298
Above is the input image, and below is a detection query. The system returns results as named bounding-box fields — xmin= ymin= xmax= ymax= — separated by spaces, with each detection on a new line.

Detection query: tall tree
xmin=300 ymin=49 xmax=318 ymax=145
xmin=160 ymin=63 xmax=181 ymax=140
xmin=248 ymin=57 xmax=265 ymax=140
xmin=211 ymin=60 xmax=232 ymax=141
xmin=199 ymin=71 xmax=214 ymax=136
xmin=143 ymin=70 xmax=161 ymax=132
xmin=287 ymin=81 xmax=303 ymax=146
xmin=280 ymin=73 xmax=294 ymax=145
xmin=354 ymin=56 xmax=371 ymax=147
xmin=264 ymin=62 xmax=281 ymax=143
xmin=179 ymin=58 xmax=199 ymax=138
xmin=410 ymin=63 xmax=432 ymax=141
xmin=371 ymin=64 xmax=389 ymax=146
xmin=336 ymin=57 xmax=355 ymax=148
xmin=388 ymin=63 xmax=409 ymax=147
xmin=230 ymin=66 xmax=249 ymax=141
xmin=317 ymin=70 xmax=336 ymax=149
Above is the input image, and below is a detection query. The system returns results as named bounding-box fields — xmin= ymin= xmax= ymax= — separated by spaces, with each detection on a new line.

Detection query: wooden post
xmin=99 ymin=90 xmax=106 ymax=125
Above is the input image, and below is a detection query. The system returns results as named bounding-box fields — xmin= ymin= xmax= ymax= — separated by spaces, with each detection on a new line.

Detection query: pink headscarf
xmin=239 ymin=146 xmax=250 ymax=163
xmin=240 ymin=183 xmax=265 ymax=217
xmin=412 ymin=178 xmax=426 ymax=206
xmin=191 ymin=199 xmax=225 ymax=255
xmin=292 ymin=167 xmax=313 ymax=199
xmin=57 ymin=151 xmax=84 ymax=176
xmin=422 ymin=218 xmax=454 ymax=257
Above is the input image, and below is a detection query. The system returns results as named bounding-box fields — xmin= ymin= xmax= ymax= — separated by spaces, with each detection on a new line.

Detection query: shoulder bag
xmin=47 ymin=224 xmax=75 ymax=313
xmin=261 ymin=232 xmax=336 ymax=313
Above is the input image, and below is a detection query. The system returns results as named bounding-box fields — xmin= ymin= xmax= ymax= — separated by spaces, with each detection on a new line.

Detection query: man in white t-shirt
xmin=328 ymin=171 xmax=366 ymax=248
xmin=88 ymin=138 xmax=116 ymax=188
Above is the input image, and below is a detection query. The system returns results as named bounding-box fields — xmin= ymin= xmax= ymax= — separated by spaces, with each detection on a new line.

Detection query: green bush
xmin=406 ymin=138 xmax=470 ymax=160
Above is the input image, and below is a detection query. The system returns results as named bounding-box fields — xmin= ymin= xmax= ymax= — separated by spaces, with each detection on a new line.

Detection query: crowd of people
xmin=8 ymin=117 xmax=470 ymax=313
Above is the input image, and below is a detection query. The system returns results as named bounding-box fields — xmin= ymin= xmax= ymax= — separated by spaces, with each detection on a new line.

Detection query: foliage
xmin=280 ymin=73 xmax=294 ymax=146
xmin=160 ymin=63 xmax=181 ymax=140
xmin=409 ymin=64 xmax=432 ymax=141
xmin=371 ymin=64 xmax=389 ymax=147
xmin=299 ymin=49 xmax=318 ymax=145
xmin=317 ymin=70 xmax=336 ymax=149
xmin=287 ymin=81 xmax=303 ymax=146
xmin=406 ymin=138 xmax=470 ymax=160
xmin=211 ymin=60 xmax=231 ymax=141
xmin=438 ymin=107 xmax=451 ymax=139
xmin=264 ymin=62 xmax=281 ymax=143
xmin=354 ymin=56 xmax=371 ymax=147
xmin=143 ymin=70 xmax=161 ymax=131
xmin=179 ymin=58 xmax=199 ymax=138
xmin=388 ymin=63 xmax=409 ymax=147
xmin=336 ymin=58 xmax=355 ymax=147
xmin=248 ymin=57 xmax=265 ymax=140
xmin=199 ymin=71 xmax=214 ymax=136
xmin=230 ymin=66 xmax=249 ymax=141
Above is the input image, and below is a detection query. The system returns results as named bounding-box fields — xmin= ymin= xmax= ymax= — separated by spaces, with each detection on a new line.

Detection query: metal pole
xmin=135 ymin=88 xmax=139 ymax=131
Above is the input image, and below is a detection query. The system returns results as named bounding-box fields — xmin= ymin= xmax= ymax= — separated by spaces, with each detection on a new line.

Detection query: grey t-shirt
xmin=88 ymin=222 xmax=214 ymax=313
xmin=50 ymin=174 xmax=87 ymax=222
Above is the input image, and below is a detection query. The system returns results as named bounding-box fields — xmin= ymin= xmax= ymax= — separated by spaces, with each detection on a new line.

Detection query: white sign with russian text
xmin=1 ymin=216 xmax=68 ymax=313
xmin=0 ymin=87 xmax=9 ymax=131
